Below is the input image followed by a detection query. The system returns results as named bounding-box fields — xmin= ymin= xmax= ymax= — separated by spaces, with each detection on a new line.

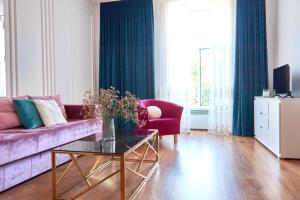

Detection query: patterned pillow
xmin=29 ymin=95 xmax=67 ymax=119
xmin=33 ymin=99 xmax=67 ymax=127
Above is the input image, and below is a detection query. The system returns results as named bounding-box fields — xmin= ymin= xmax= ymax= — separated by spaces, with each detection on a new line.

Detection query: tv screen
xmin=273 ymin=64 xmax=290 ymax=94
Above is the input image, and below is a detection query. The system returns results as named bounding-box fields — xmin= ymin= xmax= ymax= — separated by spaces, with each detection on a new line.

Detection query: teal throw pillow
xmin=13 ymin=99 xmax=44 ymax=129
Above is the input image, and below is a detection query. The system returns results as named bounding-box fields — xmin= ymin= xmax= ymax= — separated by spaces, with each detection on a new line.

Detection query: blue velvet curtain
xmin=233 ymin=0 xmax=268 ymax=137
xmin=99 ymin=0 xmax=155 ymax=100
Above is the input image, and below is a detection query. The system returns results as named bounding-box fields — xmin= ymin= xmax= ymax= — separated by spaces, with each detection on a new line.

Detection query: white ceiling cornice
xmin=92 ymin=0 xmax=121 ymax=3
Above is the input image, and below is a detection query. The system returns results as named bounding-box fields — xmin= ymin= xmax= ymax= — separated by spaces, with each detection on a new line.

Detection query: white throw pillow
xmin=33 ymin=99 xmax=67 ymax=127
xmin=147 ymin=106 xmax=162 ymax=119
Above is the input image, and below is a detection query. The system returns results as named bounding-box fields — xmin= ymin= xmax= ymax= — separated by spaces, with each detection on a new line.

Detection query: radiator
xmin=190 ymin=109 xmax=208 ymax=129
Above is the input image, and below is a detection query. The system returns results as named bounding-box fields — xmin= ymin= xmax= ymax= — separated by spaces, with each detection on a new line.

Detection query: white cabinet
xmin=254 ymin=97 xmax=300 ymax=158
xmin=268 ymin=100 xmax=280 ymax=156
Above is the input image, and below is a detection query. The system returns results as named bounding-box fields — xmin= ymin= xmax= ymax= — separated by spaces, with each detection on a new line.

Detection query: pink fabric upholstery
xmin=65 ymin=105 xmax=84 ymax=119
xmin=0 ymin=150 xmax=70 ymax=191
xmin=0 ymin=119 xmax=99 ymax=166
xmin=0 ymin=96 xmax=29 ymax=131
xmin=149 ymin=118 xmax=180 ymax=134
xmin=138 ymin=99 xmax=183 ymax=136
xmin=29 ymin=95 xmax=67 ymax=119
xmin=0 ymin=100 xmax=100 ymax=192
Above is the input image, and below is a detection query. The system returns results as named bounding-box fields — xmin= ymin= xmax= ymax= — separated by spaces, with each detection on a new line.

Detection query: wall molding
xmin=6 ymin=0 xmax=50 ymax=96
xmin=41 ymin=0 xmax=56 ymax=95
xmin=4 ymin=0 xmax=96 ymax=101
xmin=4 ymin=0 xmax=18 ymax=96
xmin=41 ymin=0 xmax=47 ymax=95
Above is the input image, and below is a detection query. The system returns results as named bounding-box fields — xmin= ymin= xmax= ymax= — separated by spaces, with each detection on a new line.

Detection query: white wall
xmin=5 ymin=0 xmax=97 ymax=103
xmin=266 ymin=0 xmax=278 ymax=90
xmin=276 ymin=0 xmax=300 ymax=97
xmin=266 ymin=0 xmax=300 ymax=97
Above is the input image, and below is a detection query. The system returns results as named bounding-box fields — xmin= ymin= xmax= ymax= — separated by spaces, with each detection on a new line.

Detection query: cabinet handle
xmin=260 ymin=126 xmax=263 ymax=129
xmin=260 ymin=112 xmax=263 ymax=115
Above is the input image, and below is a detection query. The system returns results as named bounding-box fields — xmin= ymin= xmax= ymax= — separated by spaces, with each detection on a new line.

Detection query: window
xmin=199 ymin=48 xmax=210 ymax=106
xmin=191 ymin=48 xmax=211 ymax=107
xmin=165 ymin=0 xmax=215 ymax=108
xmin=188 ymin=2 xmax=212 ymax=107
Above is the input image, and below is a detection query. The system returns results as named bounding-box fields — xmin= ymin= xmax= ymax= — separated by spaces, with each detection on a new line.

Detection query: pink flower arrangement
xmin=82 ymin=87 xmax=146 ymax=127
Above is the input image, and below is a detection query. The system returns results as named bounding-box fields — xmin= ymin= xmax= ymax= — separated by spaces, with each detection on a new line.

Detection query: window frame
xmin=198 ymin=48 xmax=210 ymax=107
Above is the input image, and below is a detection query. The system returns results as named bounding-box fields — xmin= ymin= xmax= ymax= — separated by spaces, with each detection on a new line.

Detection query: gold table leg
xmin=156 ymin=132 xmax=159 ymax=162
xmin=51 ymin=151 xmax=57 ymax=200
xmin=120 ymin=155 xmax=126 ymax=200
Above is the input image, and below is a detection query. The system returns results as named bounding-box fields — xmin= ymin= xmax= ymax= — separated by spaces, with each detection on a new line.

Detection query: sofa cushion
xmin=33 ymin=99 xmax=67 ymax=127
xmin=29 ymin=95 xmax=67 ymax=119
xmin=0 ymin=96 xmax=29 ymax=131
xmin=13 ymin=100 xmax=44 ymax=129
xmin=0 ymin=119 xmax=99 ymax=166
xmin=149 ymin=118 xmax=180 ymax=135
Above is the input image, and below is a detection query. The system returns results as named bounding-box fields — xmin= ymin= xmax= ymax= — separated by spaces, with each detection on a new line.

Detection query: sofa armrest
xmin=165 ymin=103 xmax=184 ymax=121
xmin=65 ymin=105 xmax=84 ymax=119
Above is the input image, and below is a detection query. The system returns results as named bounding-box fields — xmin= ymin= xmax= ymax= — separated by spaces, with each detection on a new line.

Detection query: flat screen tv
xmin=273 ymin=64 xmax=290 ymax=95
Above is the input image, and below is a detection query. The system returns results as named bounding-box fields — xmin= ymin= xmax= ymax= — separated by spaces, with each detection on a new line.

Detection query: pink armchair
xmin=138 ymin=99 xmax=183 ymax=144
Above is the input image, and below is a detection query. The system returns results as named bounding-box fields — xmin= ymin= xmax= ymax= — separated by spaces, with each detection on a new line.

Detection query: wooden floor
xmin=1 ymin=131 xmax=300 ymax=200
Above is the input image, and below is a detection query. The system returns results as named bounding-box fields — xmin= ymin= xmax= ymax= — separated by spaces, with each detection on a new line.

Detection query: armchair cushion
xmin=147 ymin=106 xmax=162 ymax=119
xmin=149 ymin=118 xmax=178 ymax=127
xmin=149 ymin=118 xmax=180 ymax=135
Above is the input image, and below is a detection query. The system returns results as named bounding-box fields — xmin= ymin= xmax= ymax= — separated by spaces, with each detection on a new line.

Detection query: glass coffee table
xmin=51 ymin=129 xmax=159 ymax=200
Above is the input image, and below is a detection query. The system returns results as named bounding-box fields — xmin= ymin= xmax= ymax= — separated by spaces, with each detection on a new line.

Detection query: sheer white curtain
xmin=153 ymin=0 xmax=235 ymax=134
xmin=153 ymin=0 xmax=192 ymax=133
xmin=208 ymin=0 xmax=235 ymax=134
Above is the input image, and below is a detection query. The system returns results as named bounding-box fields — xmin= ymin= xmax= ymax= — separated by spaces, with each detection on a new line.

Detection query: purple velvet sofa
xmin=0 ymin=98 xmax=100 ymax=192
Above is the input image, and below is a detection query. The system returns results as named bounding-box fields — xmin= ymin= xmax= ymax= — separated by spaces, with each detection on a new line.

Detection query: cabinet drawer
xmin=255 ymin=100 xmax=269 ymax=115
xmin=255 ymin=115 xmax=269 ymax=145
xmin=257 ymin=115 xmax=269 ymax=131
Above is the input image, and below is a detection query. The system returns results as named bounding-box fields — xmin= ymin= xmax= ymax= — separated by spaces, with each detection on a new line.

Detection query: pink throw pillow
xmin=28 ymin=95 xmax=67 ymax=119
xmin=0 ymin=96 xmax=29 ymax=130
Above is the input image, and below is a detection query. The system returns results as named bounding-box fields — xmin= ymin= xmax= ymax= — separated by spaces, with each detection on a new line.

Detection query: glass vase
xmin=102 ymin=117 xmax=115 ymax=140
